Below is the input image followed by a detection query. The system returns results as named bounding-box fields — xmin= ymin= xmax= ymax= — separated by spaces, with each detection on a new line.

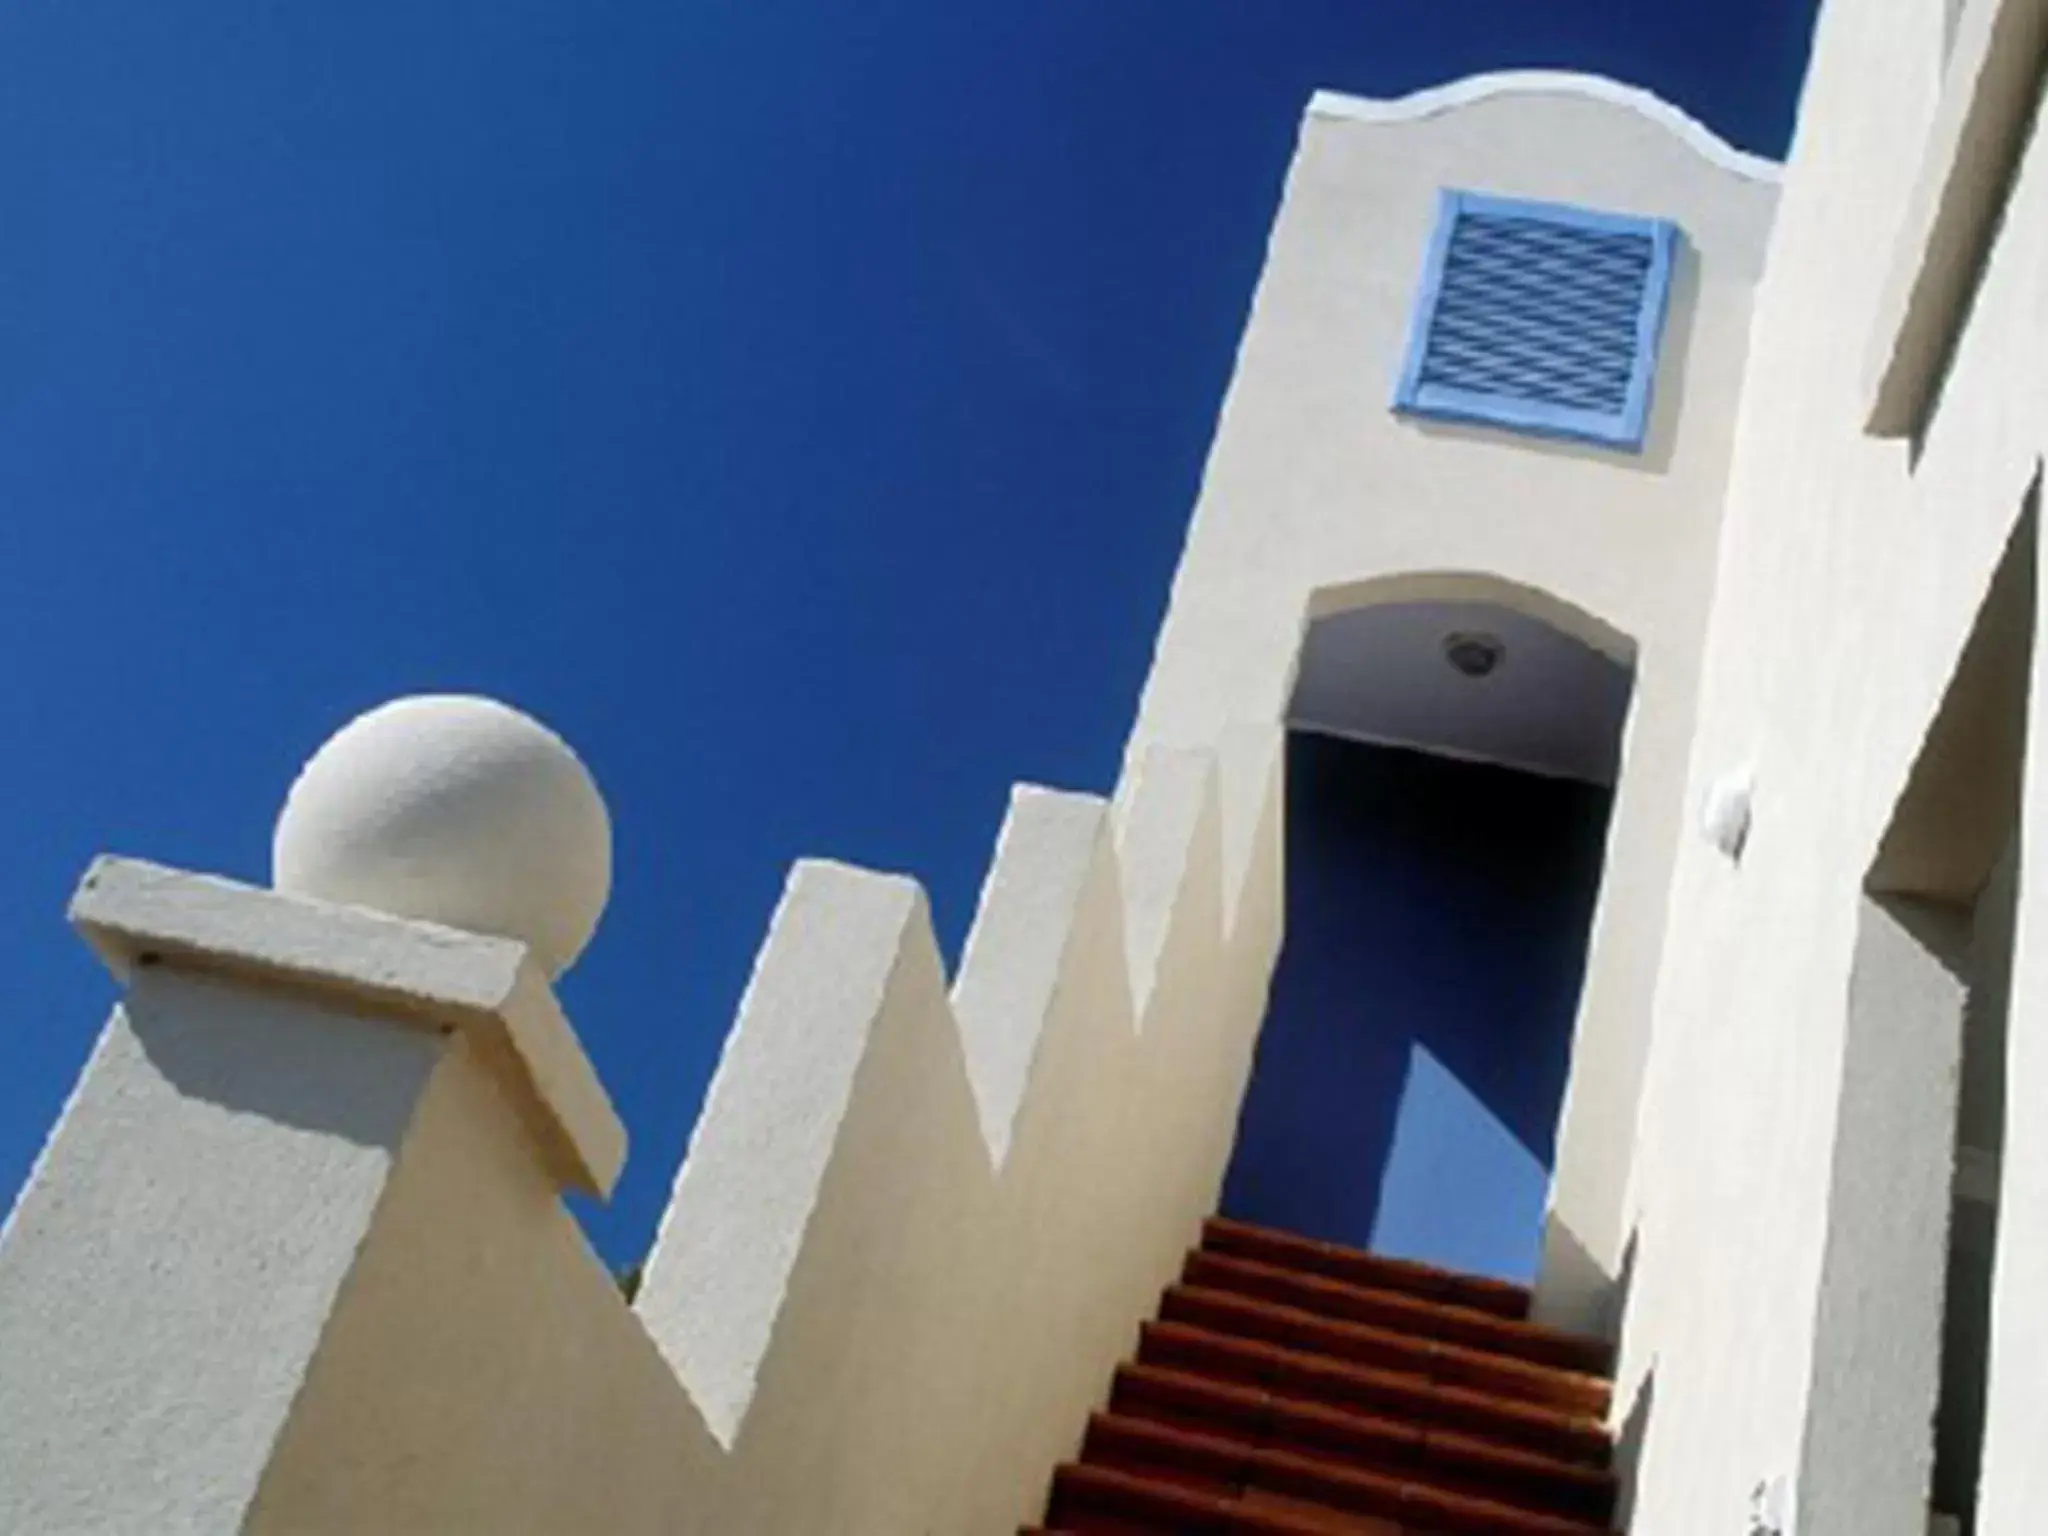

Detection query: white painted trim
xmin=69 ymin=856 xmax=625 ymax=1198
xmin=1307 ymin=74 xmax=1783 ymax=186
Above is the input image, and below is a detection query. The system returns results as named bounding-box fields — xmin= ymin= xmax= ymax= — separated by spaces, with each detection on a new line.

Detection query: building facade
xmin=2 ymin=0 xmax=2041 ymax=1529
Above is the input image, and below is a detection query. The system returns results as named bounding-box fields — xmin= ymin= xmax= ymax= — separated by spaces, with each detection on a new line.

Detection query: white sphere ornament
xmin=273 ymin=694 xmax=612 ymax=976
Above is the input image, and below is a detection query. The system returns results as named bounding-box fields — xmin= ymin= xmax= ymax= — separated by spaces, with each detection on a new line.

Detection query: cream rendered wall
xmin=1795 ymin=897 xmax=1971 ymax=1536
xmin=245 ymin=1027 xmax=713 ymax=1534
xmin=1125 ymin=78 xmax=1778 ymax=1331
xmin=1979 ymin=585 xmax=2048 ymax=1531
xmin=628 ymin=734 xmax=1285 ymax=1532
xmin=0 ymin=971 xmax=446 ymax=1536
xmin=1609 ymin=0 xmax=2048 ymax=1527
xmin=0 ymin=729 xmax=1284 ymax=1533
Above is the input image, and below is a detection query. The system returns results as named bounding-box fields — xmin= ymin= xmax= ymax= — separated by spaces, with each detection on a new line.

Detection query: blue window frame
xmin=1392 ymin=190 xmax=1679 ymax=452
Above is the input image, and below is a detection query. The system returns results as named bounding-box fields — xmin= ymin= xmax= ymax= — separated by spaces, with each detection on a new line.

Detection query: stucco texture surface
xmin=226 ymin=735 xmax=1280 ymax=1533
xmin=0 ymin=974 xmax=441 ymax=1536
xmin=1613 ymin=0 xmax=2048 ymax=1527
xmin=1 ymin=729 xmax=1278 ymax=1536
xmin=1126 ymin=81 xmax=1778 ymax=1331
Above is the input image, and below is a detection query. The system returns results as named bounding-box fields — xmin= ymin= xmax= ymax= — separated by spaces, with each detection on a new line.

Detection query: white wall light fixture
xmin=1702 ymin=764 xmax=1755 ymax=861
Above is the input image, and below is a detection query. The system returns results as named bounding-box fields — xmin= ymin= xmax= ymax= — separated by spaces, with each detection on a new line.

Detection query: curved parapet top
xmin=1309 ymin=73 xmax=1782 ymax=186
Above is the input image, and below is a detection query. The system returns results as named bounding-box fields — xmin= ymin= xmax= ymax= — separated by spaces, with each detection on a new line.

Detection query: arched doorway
xmin=1219 ymin=579 xmax=1635 ymax=1285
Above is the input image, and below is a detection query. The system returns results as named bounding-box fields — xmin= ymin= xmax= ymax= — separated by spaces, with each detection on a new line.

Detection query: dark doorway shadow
xmin=1219 ymin=732 xmax=1611 ymax=1283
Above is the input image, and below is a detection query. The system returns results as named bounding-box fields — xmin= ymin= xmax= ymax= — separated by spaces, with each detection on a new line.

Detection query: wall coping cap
xmin=69 ymin=855 xmax=626 ymax=1198
xmin=1307 ymin=74 xmax=1782 ymax=186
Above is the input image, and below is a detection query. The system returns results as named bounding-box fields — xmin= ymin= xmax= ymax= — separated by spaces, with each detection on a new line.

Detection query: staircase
xmin=1025 ymin=1217 xmax=1620 ymax=1535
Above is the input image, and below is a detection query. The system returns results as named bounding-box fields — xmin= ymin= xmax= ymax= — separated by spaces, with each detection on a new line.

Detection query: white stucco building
xmin=2 ymin=0 xmax=2042 ymax=1530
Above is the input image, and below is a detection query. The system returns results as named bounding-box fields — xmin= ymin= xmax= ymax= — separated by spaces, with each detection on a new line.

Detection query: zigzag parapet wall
xmin=0 ymin=730 xmax=1283 ymax=1535
xmin=633 ymin=726 xmax=1283 ymax=1531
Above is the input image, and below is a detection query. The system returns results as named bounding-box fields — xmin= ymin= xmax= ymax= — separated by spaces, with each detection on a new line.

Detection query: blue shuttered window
xmin=1393 ymin=190 xmax=1679 ymax=452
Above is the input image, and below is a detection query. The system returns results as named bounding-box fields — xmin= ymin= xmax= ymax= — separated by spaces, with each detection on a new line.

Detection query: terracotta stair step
xmin=1110 ymin=1362 xmax=1616 ymax=1525
xmin=1046 ymin=1460 xmax=1403 ymax=1533
xmin=1138 ymin=1319 xmax=1610 ymax=1467
xmin=1160 ymin=1283 xmax=1611 ymax=1418
xmin=1024 ymin=1221 xmax=1621 ymax=1534
xmin=1080 ymin=1412 xmax=1614 ymax=1535
xmin=1203 ymin=1218 xmax=1530 ymax=1321
xmin=1184 ymin=1249 xmax=1611 ymax=1377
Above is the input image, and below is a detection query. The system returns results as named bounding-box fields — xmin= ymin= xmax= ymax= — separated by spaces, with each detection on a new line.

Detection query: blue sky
xmin=0 ymin=1 xmax=1817 ymax=1266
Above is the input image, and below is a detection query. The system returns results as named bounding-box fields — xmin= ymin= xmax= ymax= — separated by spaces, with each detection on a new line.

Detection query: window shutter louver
xmin=1393 ymin=190 xmax=1679 ymax=452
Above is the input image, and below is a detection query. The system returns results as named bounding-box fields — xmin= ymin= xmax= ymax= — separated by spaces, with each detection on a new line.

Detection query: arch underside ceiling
xmin=1294 ymin=573 xmax=1636 ymax=786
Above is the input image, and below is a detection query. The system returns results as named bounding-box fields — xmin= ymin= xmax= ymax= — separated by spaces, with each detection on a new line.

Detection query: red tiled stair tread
xmin=1137 ymin=1320 xmax=1609 ymax=1467
xmin=1109 ymin=1363 xmax=1616 ymax=1524
xmin=1202 ymin=1218 xmax=1531 ymax=1321
xmin=1022 ymin=1224 xmax=1620 ymax=1534
xmin=1113 ymin=1361 xmax=1422 ymax=1473
xmin=1160 ymin=1283 xmax=1612 ymax=1417
xmin=1047 ymin=1461 xmax=1402 ymax=1533
xmin=1081 ymin=1412 xmax=1613 ymax=1536
xmin=1184 ymin=1249 xmax=1612 ymax=1377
